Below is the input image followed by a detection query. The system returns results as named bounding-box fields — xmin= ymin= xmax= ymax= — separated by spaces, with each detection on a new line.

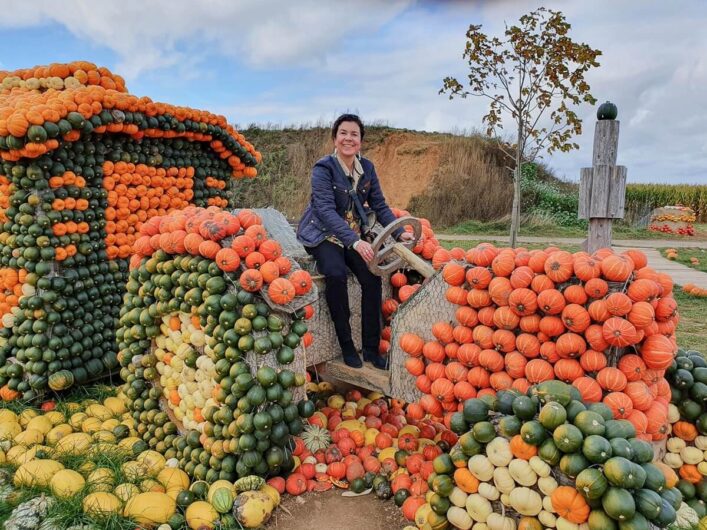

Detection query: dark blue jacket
xmin=297 ymin=155 xmax=399 ymax=248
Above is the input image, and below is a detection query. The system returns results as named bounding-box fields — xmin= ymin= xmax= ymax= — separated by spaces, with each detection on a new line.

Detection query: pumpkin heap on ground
xmin=663 ymin=348 xmax=707 ymax=518
xmin=0 ymin=394 xmax=281 ymax=529
xmin=118 ymin=206 xmax=317 ymax=487
xmin=401 ymin=244 xmax=679 ymax=442
xmin=0 ymin=61 xmax=261 ymax=400
xmin=413 ymin=381 xmax=699 ymax=530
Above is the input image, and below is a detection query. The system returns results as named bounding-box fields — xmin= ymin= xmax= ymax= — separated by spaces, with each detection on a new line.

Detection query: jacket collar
xmin=330 ymin=153 xmax=368 ymax=189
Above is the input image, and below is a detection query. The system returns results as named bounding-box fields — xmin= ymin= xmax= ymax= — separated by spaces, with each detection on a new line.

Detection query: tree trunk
xmin=510 ymin=126 xmax=523 ymax=248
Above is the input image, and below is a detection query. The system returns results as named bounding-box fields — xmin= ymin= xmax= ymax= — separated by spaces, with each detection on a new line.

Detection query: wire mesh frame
xmin=389 ymin=271 xmax=457 ymax=403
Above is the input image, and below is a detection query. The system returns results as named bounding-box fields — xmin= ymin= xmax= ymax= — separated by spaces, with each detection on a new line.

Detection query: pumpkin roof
xmin=0 ymin=61 xmax=260 ymax=177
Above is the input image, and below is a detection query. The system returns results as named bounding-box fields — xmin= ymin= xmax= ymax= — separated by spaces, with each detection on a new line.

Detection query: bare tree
xmin=441 ymin=8 xmax=602 ymax=247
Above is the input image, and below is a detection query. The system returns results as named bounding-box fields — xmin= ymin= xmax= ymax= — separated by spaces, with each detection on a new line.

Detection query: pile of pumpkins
xmin=280 ymin=385 xmax=457 ymax=498
xmin=0 ymin=61 xmax=261 ymax=400
xmin=401 ymin=244 xmax=678 ymax=442
xmin=0 ymin=394 xmax=279 ymax=529
xmin=662 ymin=348 xmax=707 ymax=517
xmin=414 ymin=380 xmax=698 ymax=530
xmin=118 ymin=207 xmax=316 ymax=487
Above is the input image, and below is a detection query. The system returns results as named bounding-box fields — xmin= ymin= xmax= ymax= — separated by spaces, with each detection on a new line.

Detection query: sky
xmin=1 ymin=0 xmax=706 ymax=184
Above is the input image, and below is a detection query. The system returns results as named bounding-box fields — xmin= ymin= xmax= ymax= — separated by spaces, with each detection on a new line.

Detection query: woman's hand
xmin=353 ymin=240 xmax=375 ymax=263
xmin=398 ymin=231 xmax=415 ymax=243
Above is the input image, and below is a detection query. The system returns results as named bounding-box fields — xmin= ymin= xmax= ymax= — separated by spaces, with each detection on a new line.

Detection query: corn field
xmin=625 ymin=183 xmax=707 ymax=223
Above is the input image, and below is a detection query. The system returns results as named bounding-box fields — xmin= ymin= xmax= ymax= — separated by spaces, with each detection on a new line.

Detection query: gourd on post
xmin=579 ymin=102 xmax=627 ymax=254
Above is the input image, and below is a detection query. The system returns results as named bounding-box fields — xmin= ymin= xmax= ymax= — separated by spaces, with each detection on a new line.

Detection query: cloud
xmin=2 ymin=0 xmax=706 ymax=183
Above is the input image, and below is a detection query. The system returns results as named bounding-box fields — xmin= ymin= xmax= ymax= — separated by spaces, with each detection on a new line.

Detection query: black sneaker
xmin=342 ymin=344 xmax=362 ymax=368
xmin=363 ymin=350 xmax=388 ymax=370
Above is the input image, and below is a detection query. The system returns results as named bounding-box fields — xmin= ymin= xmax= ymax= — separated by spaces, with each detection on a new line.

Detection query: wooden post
xmin=579 ymin=102 xmax=627 ymax=253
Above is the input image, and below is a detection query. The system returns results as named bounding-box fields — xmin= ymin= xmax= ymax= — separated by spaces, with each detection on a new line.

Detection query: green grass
xmin=661 ymin=248 xmax=707 ymax=273
xmin=674 ymin=289 xmax=707 ymax=353
xmin=443 ymin=220 xmax=707 ymax=241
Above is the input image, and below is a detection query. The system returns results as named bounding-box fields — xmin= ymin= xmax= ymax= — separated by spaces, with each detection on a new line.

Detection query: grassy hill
xmin=233 ymin=125 xmax=707 ymax=228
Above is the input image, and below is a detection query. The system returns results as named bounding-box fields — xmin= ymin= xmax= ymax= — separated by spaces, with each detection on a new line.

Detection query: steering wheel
xmin=368 ymin=216 xmax=423 ymax=277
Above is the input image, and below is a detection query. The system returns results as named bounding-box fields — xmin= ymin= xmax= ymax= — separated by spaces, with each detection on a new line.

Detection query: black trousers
xmin=307 ymin=240 xmax=382 ymax=354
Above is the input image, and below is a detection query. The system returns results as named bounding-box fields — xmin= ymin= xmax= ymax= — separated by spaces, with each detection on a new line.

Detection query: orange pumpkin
xmin=550 ymin=486 xmax=590 ymax=524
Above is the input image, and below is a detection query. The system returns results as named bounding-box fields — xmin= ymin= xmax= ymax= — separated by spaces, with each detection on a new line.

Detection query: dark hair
xmin=331 ymin=113 xmax=364 ymax=140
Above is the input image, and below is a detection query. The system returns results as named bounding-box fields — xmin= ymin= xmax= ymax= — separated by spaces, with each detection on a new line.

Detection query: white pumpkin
xmin=556 ymin=517 xmax=580 ymax=530
xmin=539 ymin=510 xmax=557 ymax=528
xmin=667 ymin=437 xmax=686 ymax=453
xmin=542 ymin=494 xmax=555 ymax=513
xmin=472 ymin=524 xmax=489 ymax=530
xmin=466 ymin=493 xmax=492 ymax=523
xmin=508 ymin=459 xmax=537 ymax=487
xmin=529 ymin=456 xmax=551 ymax=478
xmin=447 ymin=506 xmax=473 ymax=530
xmin=500 ymin=493 xmax=511 ymax=507
xmin=663 ymin=452 xmax=683 ymax=468
xmin=695 ymin=436 xmax=707 ymax=451
xmin=486 ymin=513 xmax=516 ymax=530
xmin=697 ymin=462 xmax=707 ymax=476
xmin=468 ymin=455 xmax=495 ymax=482
xmin=450 ymin=487 xmax=469 ymax=508
xmin=538 ymin=476 xmax=558 ymax=496
xmin=681 ymin=446 xmax=704 ymax=465
xmin=509 ymin=487 xmax=542 ymax=516
xmin=667 ymin=404 xmax=680 ymax=424
xmin=486 ymin=438 xmax=512 ymax=467
xmin=478 ymin=483 xmax=500 ymax=501
xmin=493 ymin=467 xmax=515 ymax=494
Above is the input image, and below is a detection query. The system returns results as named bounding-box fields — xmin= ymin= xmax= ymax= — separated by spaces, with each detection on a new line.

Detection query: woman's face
xmin=334 ymin=121 xmax=362 ymax=158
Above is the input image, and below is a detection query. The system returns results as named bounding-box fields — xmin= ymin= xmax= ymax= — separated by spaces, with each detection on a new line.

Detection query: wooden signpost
xmin=579 ymin=102 xmax=627 ymax=253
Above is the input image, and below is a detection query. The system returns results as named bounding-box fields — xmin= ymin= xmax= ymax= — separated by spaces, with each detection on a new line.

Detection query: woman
xmin=297 ymin=114 xmax=413 ymax=369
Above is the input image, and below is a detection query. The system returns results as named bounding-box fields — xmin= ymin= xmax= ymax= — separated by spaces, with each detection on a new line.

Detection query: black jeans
xmin=307 ymin=240 xmax=382 ymax=355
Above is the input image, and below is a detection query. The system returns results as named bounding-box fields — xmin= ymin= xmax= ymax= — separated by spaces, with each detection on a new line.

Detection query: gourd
xmin=449 ymin=487 xmax=469 ymax=508
xmin=233 ymin=490 xmax=275 ymax=528
xmin=447 ymin=506 xmax=473 ymax=530
xmin=509 ymin=487 xmax=542 ymax=516
xmin=123 ymin=492 xmax=176 ymax=526
xmin=486 ymin=513 xmax=517 ymax=530
xmin=478 ymin=483 xmax=500 ymax=501
xmin=508 ymin=459 xmax=537 ymax=487
xmin=466 ymin=494 xmax=493 ymax=522
xmin=597 ymin=101 xmax=618 ymax=120
xmin=667 ymin=437 xmax=687 ymax=453
xmin=83 ymin=492 xmax=122 ymax=516
xmin=486 ymin=437 xmax=513 ymax=467
xmin=529 ymin=456 xmax=550 ymax=477
xmin=14 ymin=459 xmax=64 ymax=487
xmin=49 ymin=469 xmax=85 ymax=498
xmin=681 ymin=446 xmax=704 ymax=465
xmin=538 ymin=476 xmax=558 ymax=496
xmin=184 ymin=501 xmax=219 ymax=530
xmin=469 ymin=455 xmax=495 ymax=481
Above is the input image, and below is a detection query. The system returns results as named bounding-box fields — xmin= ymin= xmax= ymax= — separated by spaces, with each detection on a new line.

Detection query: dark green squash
xmin=538 ymin=401 xmax=567 ymax=430
xmin=635 ymin=488 xmax=662 ymax=519
xmin=627 ymin=438 xmax=653 ymax=464
xmin=582 ymin=435 xmax=612 ymax=463
xmin=520 ymin=420 xmax=547 ymax=446
xmin=538 ymin=438 xmax=561 ymax=466
xmin=576 ymin=468 xmax=608 ymax=500
xmin=609 ymin=438 xmax=633 ymax=460
xmin=574 ymin=410 xmax=606 ymax=436
xmin=597 ymin=101 xmax=618 ymax=120
xmin=587 ymin=509 xmax=617 ymax=530
xmin=603 ymin=457 xmax=637 ymax=488
xmin=617 ymin=512 xmax=649 ymax=530
xmin=559 ymin=453 xmax=589 ymax=478
xmin=553 ymin=424 xmax=583 ymax=453
xmin=602 ymin=487 xmax=635 ymax=521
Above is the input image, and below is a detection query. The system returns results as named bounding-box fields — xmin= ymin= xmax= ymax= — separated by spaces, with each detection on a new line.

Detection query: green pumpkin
xmin=687 ymin=498 xmax=707 ymax=518
xmin=574 ymin=410 xmax=606 ymax=436
xmin=605 ymin=420 xmax=636 ymax=439
xmin=641 ymin=462 xmax=665 ymax=493
xmin=553 ymin=424 xmax=583 ymax=453
xmin=565 ymin=400 xmax=587 ymax=422
xmin=462 ymin=398 xmax=489 ymax=423
xmin=597 ymin=101 xmax=618 ymax=120
xmin=582 ymin=435 xmax=612 ymax=463
xmin=512 ymin=395 xmax=537 ymax=420
xmin=538 ymin=402 xmax=567 ymax=430
xmin=676 ymin=479 xmax=696 ymax=500
xmin=520 ymin=420 xmax=547 ymax=446
xmin=602 ymin=487 xmax=636 ymax=521
xmin=587 ymin=402 xmax=614 ymax=421
xmin=449 ymin=412 xmax=469 ymax=435
xmin=210 ymin=487 xmax=235 ymax=514
xmin=603 ymin=457 xmax=638 ymax=488
xmin=609 ymin=438 xmax=633 ymax=460
xmin=530 ymin=380 xmax=572 ymax=406
xmin=538 ymin=438 xmax=561 ymax=466
xmin=498 ymin=415 xmax=521 ymax=438
xmin=559 ymin=453 xmax=589 ymax=478
xmin=661 ymin=487 xmax=683 ymax=510
xmin=618 ymin=512 xmax=649 ymax=530
xmin=576 ymin=468 xmax=608 ymax=500
xmin=635 ymin=489 xmax=663 ymax=519
xmin=458 ymin=432 xmax=482 ymax=457
xmin=47 ymin=369 xmax=74 ymax=391
xmin=472 ymin=421 xmax=496 ymax=443
xmin=587 ymin=509 xmax=617 ymax=530
xmin=654 ymin=499 xmax=677 ymax=527
xmin=627 ymin=438 xmax=653 ymax=464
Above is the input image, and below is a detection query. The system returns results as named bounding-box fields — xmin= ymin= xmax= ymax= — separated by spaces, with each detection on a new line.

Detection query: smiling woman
xmin=296 ymin=114 xmax=413 ymax=369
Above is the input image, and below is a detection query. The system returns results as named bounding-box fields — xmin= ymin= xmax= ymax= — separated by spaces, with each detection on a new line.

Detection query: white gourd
xmin=449 ymin=487 xmax=469 ymax=508
xmin=465 ymin=494 xmax=492 ymax=523
xmin=529 ymin=456 xmax=551 ymax=477
xmin=472 ymin=524 xmax=489 ymax=530
xmin=493 ymin=467 xmax=515 ymax=494
xmin=500 ymin=493 xmax=510 ymax=506
xmin=486 ymin=513 xmax=516 ymax=530
xmin=697 ymin=461 xmax=707 ymax=475
xmin=556 ymin=517 xmax=580 ymax=530
xmin=667 ymin=437 xmax=686 ymax=453
xmin=478 ymin=483 xmax=500 ymax=501
xmin=509 ymin=487 xmax=542 ymax=516
xmin=539 ymin=510 xmax=557 ymax=528
xmin=468 ymin=455 xmax=495 ymax=482
xmin=486 ymin=438 xmax=513 ymax=467
xmin=667 ymin=404 xmax=680 ymax=423
xmin=538 ymin=476 xmax=558 ymax=496
xmin=508 ymin=459 xmax=537 ymax=487
xmin=447 ymin=506 xmax=473 ymax=530
xmin=681 ymin=446 xmax=703 ymax=465
xmin=663 ymin=452 xmax=683 ymax=468
xmin=695 ymin=436 xmax=707 ymax=450
xmin=542 ymin=494 xmax=555 ymax=513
